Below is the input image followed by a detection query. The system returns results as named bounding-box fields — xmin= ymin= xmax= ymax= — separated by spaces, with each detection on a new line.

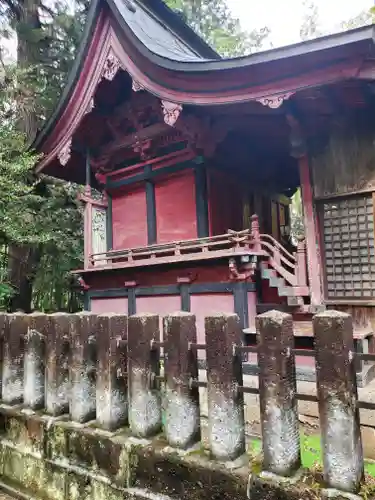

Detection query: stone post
xmin=128 ymin=314 xmax=162 ymax=437
xmin=256 ymin=310 xmax=301 ymax=476
xmin=70 ymin=313 xmax=97 ymax=423
xmin=46 ymin=313 xmax=71 ymax=416
xmin=24 ymin=313 xmax=47 ymax=410
xmin=313 ymin=311 xmax=364 ymax=493
xmin=164 ymin=312 xmax=200 ymax=449
xmin=205 ymin=313 xmax=245 ymax=461
xmin=96 ymin=314 xmax=128 ymax=430
xmin=2 ymin=313 xmax=25 ymax=405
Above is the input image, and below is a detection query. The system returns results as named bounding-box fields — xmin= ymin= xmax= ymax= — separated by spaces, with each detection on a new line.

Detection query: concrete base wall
xmin=0 ymin=405 xmax=249 ymax=500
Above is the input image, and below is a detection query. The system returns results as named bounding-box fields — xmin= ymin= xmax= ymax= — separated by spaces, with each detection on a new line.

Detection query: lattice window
xmin=322 ymin=195 xmax=375 ymax=299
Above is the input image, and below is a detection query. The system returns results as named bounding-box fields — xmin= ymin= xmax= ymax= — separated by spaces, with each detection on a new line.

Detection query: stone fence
xmin=0 ymin=310 xmax=369 ymax=500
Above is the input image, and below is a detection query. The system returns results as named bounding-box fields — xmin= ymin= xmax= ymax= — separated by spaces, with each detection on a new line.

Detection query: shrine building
xmin=34 ymin=0 xmax=375 ymax=380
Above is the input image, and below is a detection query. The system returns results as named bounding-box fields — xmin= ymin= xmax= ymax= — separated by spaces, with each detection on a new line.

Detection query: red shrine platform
xmin=32 ymin=0 xmax=375 ymax=385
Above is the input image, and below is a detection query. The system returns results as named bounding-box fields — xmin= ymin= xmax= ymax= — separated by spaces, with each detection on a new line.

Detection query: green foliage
xmin=299 ymin=0 xmax=323 ymax=41
xmin=165 ymin=0 xmax=269 ymax=56
xmin=0 ymin=61 xmax=84 ymax=311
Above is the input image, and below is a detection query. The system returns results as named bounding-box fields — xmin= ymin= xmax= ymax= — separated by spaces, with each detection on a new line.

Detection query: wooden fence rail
xmin=0 ymin=310 xmax=366 ymax=495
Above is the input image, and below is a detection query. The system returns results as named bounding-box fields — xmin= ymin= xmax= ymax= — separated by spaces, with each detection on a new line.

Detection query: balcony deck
xmin=74 ymin=229 xmax=266 ymax=273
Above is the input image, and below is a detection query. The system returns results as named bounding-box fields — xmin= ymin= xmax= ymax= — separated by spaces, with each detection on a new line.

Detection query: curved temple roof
xmin=33 ymin=0 xmax=375 ymax=174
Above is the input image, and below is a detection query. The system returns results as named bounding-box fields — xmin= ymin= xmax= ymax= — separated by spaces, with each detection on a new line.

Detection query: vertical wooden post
xmin=205 ymin=313 xmax=245 ymax=461
xmin=256 ymin=310 xmax=301 ymax=476
xmin=296 ymin=238 xmax=307 ymax=286
xmin=164 ymin=312 xmax=200 ymax=449
xmin=314 ymin=311 xmax=364 ymax=493
xmin=24 ymin=313 xmax=46 ymax=410
xmin=84 ymin=199 xmax=93 ymax=269
xmin=46 ymin=313 xmax=71 ymax=416
xmin=251 ymin=214 xmax=261 ymax=252
xmin=128 ymin=314 xmax=162 ymax=437
xmin=96 ymin=314 xmax=128 ymax=430
xmin=2 ymin=313 xmax=25 ymax=405
xmin=145 ymin=166 xmax=157 ymax=245
xmin=70 ymin=313 xmax=97 ymax=423
xmin=299 ymin=155 xmax=322 ymax=305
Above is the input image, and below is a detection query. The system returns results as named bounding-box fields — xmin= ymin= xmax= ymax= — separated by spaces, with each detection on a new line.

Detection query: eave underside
xmin=32 ymin=1 xmax=375 ymax=190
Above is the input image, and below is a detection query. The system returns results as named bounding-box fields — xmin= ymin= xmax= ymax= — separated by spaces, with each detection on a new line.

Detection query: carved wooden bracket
xmin=77 ymin=276 xmax=90 ymax=290
xmin=175 ymin=114 xmax=230 ymax=157
xmin=58 ymin=138 xmax=72 ymax=166
xmin=256 ymin=91 xmax=295 ymax=109
xmin=132 ymin=79 xmax=144 ymax=92
xmin=161 ymin=100 xmax=183 ymax=126
xmin=102 ymin=51 xmax=122 ymax=81
xmin=95 ymin=171 xmax=107 ymax=185
xmin=133 ymin=138 xmax=152 ymax=160
xmin=228 ymin=257 xmax=257 ymax=282
xmin=84 ymin=98 xmax=95 ymax=115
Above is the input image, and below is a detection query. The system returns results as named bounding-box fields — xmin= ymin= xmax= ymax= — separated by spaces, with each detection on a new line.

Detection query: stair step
xmin=278 ymin=287 xmax=297 ymax=297
xmin=268 ymin=276 xmax=285 ymax=289
xmin=287 ymin=296 xmax=304 ymax=307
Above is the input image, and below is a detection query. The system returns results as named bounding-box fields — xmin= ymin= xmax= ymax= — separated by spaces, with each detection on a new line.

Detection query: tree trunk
xmin=8 ymin=246 xmax=40 ymax=312
xmin=7 ymin=0 xmax=42 ymax=312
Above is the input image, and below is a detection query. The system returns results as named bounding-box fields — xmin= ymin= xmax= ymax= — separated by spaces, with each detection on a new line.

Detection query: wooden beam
xmin=194 ymin=165 xmax=209 ymax=238
xmin=299 ymin=155 xmax=323 ymax=306
xmin=106 ymin=193 xmax=113 ymax=251
xmin=145 ymin=165 xmax=157 ymax=245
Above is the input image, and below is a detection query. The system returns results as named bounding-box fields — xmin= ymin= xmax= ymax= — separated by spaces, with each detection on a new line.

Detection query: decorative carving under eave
xmin=228 ymin=257 xmax=258 ymax=282
xmin=132 ymin=79 xmax=144 ymax=92
xmin=161 ymin=100 xmax=183 ymax=127
xmin=133 ymin=138 xmax=152 ymax=160
xmin=175 ymin=114 xmax=230 ymax=157
xmin=256 ymin=92 xmax=295 ymax=109
xmin=84 ymin=98 xmax=94 ymax=115
xmin=102 ymin=51 xmax=121 ymax=81
xmin=58 ymin=139 xmax=72 ymax=166
xmin=95 ymin=172 xmax=107 ymax=185
xmin=77 ymin=276 xmax=90 ymax=291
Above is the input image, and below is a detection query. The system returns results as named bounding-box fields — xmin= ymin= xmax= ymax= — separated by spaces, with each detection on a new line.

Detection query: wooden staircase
xmin=249 ymin=213 xmax=310 ymax=310
xmin=260 ymin=261 xmax=307 ymax=308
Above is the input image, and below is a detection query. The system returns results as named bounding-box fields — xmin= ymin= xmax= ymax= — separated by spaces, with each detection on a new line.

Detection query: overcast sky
xmin=228 ymin=0 xmax=373 ymax=48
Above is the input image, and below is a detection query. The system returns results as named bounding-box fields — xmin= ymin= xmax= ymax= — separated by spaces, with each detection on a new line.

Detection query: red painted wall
xmin=207 ymin=170 xmax=244 ymax=236
xmin=112 ymin=184 xmax=147 ymax=250
xmin=155 ymin=171 xmax=197 ymax=243
xmin=90 ymin=297 xmax=128 ymax=314
xmin=136 ymin=295 xmax=181 ymax=341
xmin=190 ymin=293 xmax=235 ymax=356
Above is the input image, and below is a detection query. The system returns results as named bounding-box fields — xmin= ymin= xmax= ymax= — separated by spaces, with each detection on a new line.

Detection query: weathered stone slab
xmin=70 ymin=313 xmax=97 ymax=423
xmin=128 ymin=314 xmax=161 ymax=438
xmin=205 ymin=313 xmax=245 ymax=461
xmin=163 ymin=312 xmax=200 ymax=449
xmin=314 ymin=310 xmax=364 ymax=494
xmin=96 ymin=314 xmax=128 ymax=431
xmin=256 ymin=310 xmax=301 ymax=476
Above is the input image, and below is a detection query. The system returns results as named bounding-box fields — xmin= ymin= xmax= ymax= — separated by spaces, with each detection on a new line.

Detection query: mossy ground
xmin=248 ymin=433 xmax=375 ymax=477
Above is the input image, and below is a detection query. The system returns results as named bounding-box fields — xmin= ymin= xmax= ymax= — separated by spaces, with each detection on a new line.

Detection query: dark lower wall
xmin=87 ymin=281 xmax=256 ymax=341
xmin=0 ymin=406 xmax=248 ymax=500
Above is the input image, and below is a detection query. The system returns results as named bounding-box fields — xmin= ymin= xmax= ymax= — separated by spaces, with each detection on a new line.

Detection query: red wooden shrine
xmin=34 ymin=0 xmax=375 ymax=382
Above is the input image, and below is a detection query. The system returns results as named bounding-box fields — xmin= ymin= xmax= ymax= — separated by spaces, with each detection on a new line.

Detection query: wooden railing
xmin=88 ymin=214 xmax=308 ymax=292
xmin=89 ymin=229 xmax=262 ymax=269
